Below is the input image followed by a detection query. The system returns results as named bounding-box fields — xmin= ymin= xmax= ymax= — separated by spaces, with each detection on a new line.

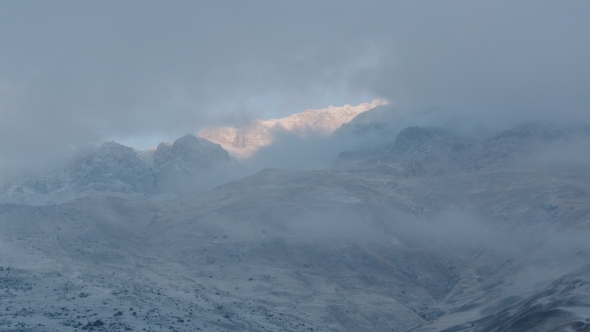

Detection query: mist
xmin=2 ymin=3 xmax=590 ymax=329
xmin=1 ymin=1 xmax=589 ymax=175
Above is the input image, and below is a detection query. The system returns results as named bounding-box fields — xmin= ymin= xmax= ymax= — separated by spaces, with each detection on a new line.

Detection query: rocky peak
xmin=70 ymin=141 xmax=156 ymax=193
xmin=0 ymin=135 xmax=236 ymax=203
xmin=153 ymin=134 xmax=230 ymax=171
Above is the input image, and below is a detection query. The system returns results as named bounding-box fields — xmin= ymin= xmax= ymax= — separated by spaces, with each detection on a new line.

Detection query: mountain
xmin=1 ymin=116 xmax=590 ymax=331
xmin=198 ymin=99 xmax=387 ymax=158
xmin=151 ymin=134 xmax=233 ymax=194
xmin=1 ymin=138 xmax=590 ymax=331
xmin=69 ymin=141 xmax=156 ymax=193
xmin=337 ymin=122 xmax=590 ymax=175
xmin=0 ymin=99 xmax=390 ymax=204
xmin=0 ymin=134 xmax=232 ymax=204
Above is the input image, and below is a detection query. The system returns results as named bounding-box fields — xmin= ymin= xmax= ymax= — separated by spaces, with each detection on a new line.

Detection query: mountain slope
xmin=1 ymin=122 xmax=590 ymax=331
xmin=2 ymin=141 xmax=590 ymax=331
xmin=337 ymin=123 xmax=590 ymax=174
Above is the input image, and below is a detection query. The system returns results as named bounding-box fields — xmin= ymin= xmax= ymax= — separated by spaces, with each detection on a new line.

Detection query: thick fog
xmin=1 ymin=1 xmax=589 ymax=175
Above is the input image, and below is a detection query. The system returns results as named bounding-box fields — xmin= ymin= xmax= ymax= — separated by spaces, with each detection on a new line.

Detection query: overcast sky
xmin=1 ymin=1 xmax=589 ymax=173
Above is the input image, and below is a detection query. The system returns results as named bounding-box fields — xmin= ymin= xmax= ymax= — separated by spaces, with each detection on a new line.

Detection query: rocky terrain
xmin=337 ymin=122 xmax=590 ymax=173
xmin=198 ymin=99 xmax=387 ymax=158
xmin=0 ymin=101 xmax=390 ymax=205
xmin=0 ymin=135 xmax=234 ymax=205
xmin=1 ymin=110 xmax=590 ymax=331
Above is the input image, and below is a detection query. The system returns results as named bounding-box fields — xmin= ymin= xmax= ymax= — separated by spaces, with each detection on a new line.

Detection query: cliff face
xmin=198 ymin=99 xmax=387 ymax=157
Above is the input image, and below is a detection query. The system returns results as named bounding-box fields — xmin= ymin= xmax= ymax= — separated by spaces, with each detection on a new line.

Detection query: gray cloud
xmin=1 ymin=1 xmax=589 ymax=174
xmin=363 ymin=1 xmax=590 ymax=129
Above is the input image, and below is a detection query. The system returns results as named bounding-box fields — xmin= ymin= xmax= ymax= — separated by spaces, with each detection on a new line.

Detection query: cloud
xmin=0 ymin=1 xmax=588 ymax=174
xmin=242 ymin=129 xmax=350 ymax=172
xmin=361 ymin=1 xmax=590 ymax=129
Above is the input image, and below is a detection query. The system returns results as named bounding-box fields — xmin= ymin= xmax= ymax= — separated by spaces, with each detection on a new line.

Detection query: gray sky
xmin=1 ymin=1 xmax=589 ymax=173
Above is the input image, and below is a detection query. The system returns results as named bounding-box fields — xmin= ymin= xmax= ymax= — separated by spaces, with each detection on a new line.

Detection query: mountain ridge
xmin=1 ymin=117 xmax=590 ymax=330
xmin=198 ymin=99 xmax=388 ymax=158
xmin=0 ymin=134 xmax=233 ymax=204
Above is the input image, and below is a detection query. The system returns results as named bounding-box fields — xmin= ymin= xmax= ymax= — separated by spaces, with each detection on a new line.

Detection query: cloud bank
xmin=1 ymin=1 xmax=589 ymax=173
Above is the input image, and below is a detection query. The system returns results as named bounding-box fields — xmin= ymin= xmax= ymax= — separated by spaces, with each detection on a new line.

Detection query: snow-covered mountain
xmin=198 ymin=99 xmax=387 ymax=158
xmin=1 ymin=107 xmax=590 ymax=331
xmin=337 ymin=122 xmax=590 ymax=174
xmin=0 ymin=99 xmax=389 ymax=204
xmin=0 ymin=134 xmax=233 ymax=204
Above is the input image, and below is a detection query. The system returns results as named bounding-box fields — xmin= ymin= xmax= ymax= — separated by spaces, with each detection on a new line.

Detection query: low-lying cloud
xmin=1 ymin=1 xmax=589 ymax=175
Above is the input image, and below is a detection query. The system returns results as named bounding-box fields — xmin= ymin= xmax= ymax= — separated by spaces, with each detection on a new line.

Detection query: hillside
xmin=1 ymin=121 xmax=590 ymax=331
